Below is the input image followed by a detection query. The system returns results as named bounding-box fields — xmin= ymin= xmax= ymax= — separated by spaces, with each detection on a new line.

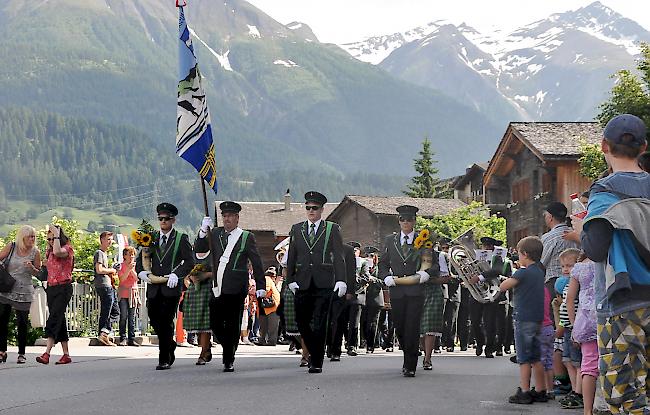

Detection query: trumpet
xmin=448 ymin=229 xmax=502 ymax=303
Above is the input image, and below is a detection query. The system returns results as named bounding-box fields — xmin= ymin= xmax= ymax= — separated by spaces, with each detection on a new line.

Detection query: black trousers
xmin=504 ymin=305 xmax=514 ymax=351
xmin=295 ymin=287 xmax=334 ymax=369
xmin=346 ymin=302 xmax=361 ymax=349
xmin=147 ymin=293 xmax=180 ymax=366
xmin=363 ymin=304 xmax=381 ymax=350
xmin=378 ymin=309 xmax=394 ymax=348
xmin=328 ymin=296 xmax=347 ymax=356
xmin=494 ymin=303 xmax=507 ymax=353
xmin=457 ymin=287 xmax=471 ymax=349
xmin=0 ymin=304 xmax=29 ymax=354
xmin=469 ymin=298 xmax=499 ymax=354
xmin=442 ymin=299 xmax=460 ymax=349
xmin=45 ymin=283 xmax=73 ymax=344
xmin=391 ymin=295 xmax=425 ymax=371
xmin=210 ymin=293 xmax=246 ymax=365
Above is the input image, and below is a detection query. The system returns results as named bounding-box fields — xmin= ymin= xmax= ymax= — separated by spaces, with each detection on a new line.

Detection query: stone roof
xmin=510 ymin=122 xmax=603 ymax=158
xmin=219 ymin=201 xmax=339 ymax=236
xmin=331 ymin=195 xmax=465 ymax=218
xmin=451 ymin=162 xmax=489 ymax=189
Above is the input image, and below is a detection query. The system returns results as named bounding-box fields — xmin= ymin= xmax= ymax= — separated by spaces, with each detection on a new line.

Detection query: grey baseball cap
xmin=604 ymin=114 xmax=647 ymax=147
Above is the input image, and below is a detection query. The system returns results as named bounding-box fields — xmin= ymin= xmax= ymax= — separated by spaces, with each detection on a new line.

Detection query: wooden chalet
xmin=451 ymin=162 xmax=489 ymax=204
xmin=483 ymin=122 xmax=603 ymax=246
xmin=327 ymin=195 xmax=465 ymax=249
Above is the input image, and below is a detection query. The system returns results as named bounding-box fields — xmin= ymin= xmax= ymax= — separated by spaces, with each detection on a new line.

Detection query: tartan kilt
xmin=183 ymin=281 xmax=213 ymax=333
xmin=420 ymin=283 xmax=444 ymax=335
xmin=282 ymin=285 xmax=299 ymax=336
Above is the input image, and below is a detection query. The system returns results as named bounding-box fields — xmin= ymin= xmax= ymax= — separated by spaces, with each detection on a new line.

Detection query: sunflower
xmin=420 ymin=229 xmax=431 ymax=240
xmin=140 ymin=233 xmax=152 ymax=247
xmin=414 ymin=237 xmax=424 ymax=249
xmin=424 ymin=241 xmax=434 ymax=249
xmin=131 ymin=230 xmax=141 ymax=243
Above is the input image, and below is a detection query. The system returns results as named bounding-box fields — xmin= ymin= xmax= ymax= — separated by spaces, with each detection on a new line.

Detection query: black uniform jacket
xmin=286 ymin=220 xmax=345 ymax=291
xmin=136 ymin=229 xmax=194 ymax=299
xmin=194 ymin=227 xmax=265 ymax=296
xmin=377 ymin=233 xmax=439 ymax=299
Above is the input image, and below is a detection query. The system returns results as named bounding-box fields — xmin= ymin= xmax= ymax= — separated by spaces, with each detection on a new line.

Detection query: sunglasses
xmin=305 ymin=205 xmax=321 ymax=211
xmin=46 ymin=238 xmax=55 ymax=242
xmin=158 ymin=216 xmax=174 ymax=222
xmin=398 ymin=216 xmax=415 ymax=222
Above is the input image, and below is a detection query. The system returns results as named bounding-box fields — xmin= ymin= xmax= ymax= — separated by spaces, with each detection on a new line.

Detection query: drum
xmin=382 ymin=288 xmax=391 ymax=310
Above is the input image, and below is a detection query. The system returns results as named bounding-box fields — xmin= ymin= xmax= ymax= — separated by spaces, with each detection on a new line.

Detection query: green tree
xmin=578 ymin=140 xmax=608 ymax=181
xmin=597 ymin=42 xmax=650 ymax=132
xmin=417 ymin=201 xmax=506 ymax=244
xmin=404 ymin=137 xmax=452 ymax=198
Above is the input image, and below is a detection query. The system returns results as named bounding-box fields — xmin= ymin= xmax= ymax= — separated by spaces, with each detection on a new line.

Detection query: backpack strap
xmin=322 ymin=222 xmax=333 ymax=263
xmin=232 ymin=230 xmax=250 ymax=271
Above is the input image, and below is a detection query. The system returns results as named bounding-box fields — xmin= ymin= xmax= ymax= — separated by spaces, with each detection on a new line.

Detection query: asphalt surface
xmin=0 ymin=342 xmax=579 ymax=415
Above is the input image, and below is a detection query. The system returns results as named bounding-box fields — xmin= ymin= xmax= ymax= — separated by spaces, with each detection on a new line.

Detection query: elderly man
xmin=195 ymin=201 xmax=265 ymax=372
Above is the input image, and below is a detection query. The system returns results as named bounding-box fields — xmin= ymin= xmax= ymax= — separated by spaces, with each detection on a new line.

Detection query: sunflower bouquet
xmin=414 ymin=228 xmax=435 ymax=250
xmin=130 ymin=220 xmax=158 ymax=272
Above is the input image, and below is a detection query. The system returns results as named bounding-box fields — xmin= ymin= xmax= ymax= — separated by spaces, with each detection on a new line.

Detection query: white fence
xmin=65 ymin=282 xmax=150 ymax=335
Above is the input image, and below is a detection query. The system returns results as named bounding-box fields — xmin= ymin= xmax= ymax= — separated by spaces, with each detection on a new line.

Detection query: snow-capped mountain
xmin=341 ymin=1 xmax=650 ymax=124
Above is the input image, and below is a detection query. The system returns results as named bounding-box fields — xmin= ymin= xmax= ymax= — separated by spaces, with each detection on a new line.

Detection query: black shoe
xmin=299 ymin=358 xmax=309 ymax=367
xmin=127 ymin=339 xmax=140 ymax=347
xmin=446 ymin=347 xmax=454 ymax=352
xmin=385 ymin=347 xmax=393 ymax=353
xmin=289 ymin=343 xmax=296 ymax=351
xmin=530 ymin=388 xmax=549 ymax=403
xmin=330 ymin=355 xmax=340 ymax=362
xmin=403 ymin=370 xmax=416 ymax=378
xmin=460 ymin=346 xmax=467 ymax=352
xmin=366 ymin=348 xmax=374 ymax=354
xmin=508 ymin=387 xmax=533 ymax=404
xmin=308 ymin=367 xmax=322 ymax=374
xmin=509 ymin=355 xmax=518 ymax=364
xmin=485 ymin=353 xmax=494 ymax=358
xmin=326 ymin=351 xmax=332 ymax=359
xmin=433 ymin=348 xmax=441 ymax=354
xmin=496 ymin=348 xmax=503 ymax=356
xmin=156 ymin=363 xmax=171 ymax=370
xmin=223 ymin=363 xmax=234 ymax=372
xmin=346 ymin=348 xmax=358 ymax=357
xmin=475 ymin=345 xmax=483 ymax=357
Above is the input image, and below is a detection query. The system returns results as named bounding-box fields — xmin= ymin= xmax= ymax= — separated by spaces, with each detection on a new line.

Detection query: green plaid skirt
xmin=282 ymin=285 xmax=299 ymax=336
xmin=183 ymin=281 xmax=212 ymax=333
xmin=420 ymin=283 xmax=444 ymax=336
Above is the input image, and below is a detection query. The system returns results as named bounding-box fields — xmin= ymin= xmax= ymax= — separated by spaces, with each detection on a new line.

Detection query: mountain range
xmin=340 ymin=1 xmax=650 ymax=126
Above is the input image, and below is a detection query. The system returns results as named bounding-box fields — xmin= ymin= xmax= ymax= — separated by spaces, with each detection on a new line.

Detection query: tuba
xmin=448 ymin=229 xmax=502 ymax=303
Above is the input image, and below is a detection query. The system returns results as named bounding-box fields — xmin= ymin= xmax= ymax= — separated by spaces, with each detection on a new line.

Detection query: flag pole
xmin=200 ymin=176 xmax=220 ymax=286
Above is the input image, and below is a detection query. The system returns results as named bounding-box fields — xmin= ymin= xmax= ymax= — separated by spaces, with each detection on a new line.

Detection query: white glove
xmin=166 ymin=273 xmax=179 ymax=288
xmin=256 ymin=289 xmax=267 ymax=298
xmin=333 ymin=281 xmax=347 ymax=298
xmin=384 ymin=276 xmax=396 ymax=287
xmin=417 ymin=270 xmax=430 ymax=284
xmin=288 ymin=282 xmax=299 ymax=294
xmin=199 ymin=216 xmax=214 ymax=238
xmin=138 ymin=271 xmax=151 ymax=283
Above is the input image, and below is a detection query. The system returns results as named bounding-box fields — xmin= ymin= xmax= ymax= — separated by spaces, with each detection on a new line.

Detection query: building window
xmin=512 ymin=179 xmax=530 ymax=203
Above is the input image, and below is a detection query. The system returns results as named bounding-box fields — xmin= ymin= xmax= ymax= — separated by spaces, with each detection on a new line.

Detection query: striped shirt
xmin=559 ymin=284 xmax=578 ymax=329
xmin=541 ymin=223 xmax=579 ymax=282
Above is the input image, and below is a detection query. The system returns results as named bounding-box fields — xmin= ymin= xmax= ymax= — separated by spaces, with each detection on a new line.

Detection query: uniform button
xmin=310 ymin=251 xmax=313 ymax=255
xmin=404 ymin=262 xmax=407 ymax=266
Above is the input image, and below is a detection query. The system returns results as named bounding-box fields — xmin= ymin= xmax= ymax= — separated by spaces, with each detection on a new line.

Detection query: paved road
xmin=1 ymin=342 xmax=577 ymax=415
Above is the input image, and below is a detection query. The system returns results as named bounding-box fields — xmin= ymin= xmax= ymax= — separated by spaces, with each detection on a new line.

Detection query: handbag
xmin=30 ymin=286 xmax=49 ymax=328
xmin=260 ymin=296 xmax=275 ymax=309
xmin=0 ymin=243 xmax=16 ymax=293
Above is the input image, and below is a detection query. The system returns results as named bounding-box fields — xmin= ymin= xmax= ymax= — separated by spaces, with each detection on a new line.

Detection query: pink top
xmin=46 ymin=244 xmax=74 ymax=286
xmin=117 ymin=265 xmax=138 ymax=299
xmin=543 ymin=286 xmax=553 ymax=327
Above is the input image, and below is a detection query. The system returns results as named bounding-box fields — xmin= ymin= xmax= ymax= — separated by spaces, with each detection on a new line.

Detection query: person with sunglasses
xmin=136 ymin=203 xmax=194 ymax=370
xmin=195 ymin=201 xmax=265 ymax=372
xmin=286 ymin=191 xmax=346 ymax=374
xmin=378 ymin=205 xmax=440 ymax=377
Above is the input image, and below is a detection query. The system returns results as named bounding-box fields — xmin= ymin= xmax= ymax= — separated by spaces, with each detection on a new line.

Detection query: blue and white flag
xmin=177 ymin=5 xmax=217 ymax=192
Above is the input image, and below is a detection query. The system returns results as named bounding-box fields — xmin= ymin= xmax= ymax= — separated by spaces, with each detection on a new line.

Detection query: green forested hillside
xmin=0 ymin=107 xmax=408 ymax=230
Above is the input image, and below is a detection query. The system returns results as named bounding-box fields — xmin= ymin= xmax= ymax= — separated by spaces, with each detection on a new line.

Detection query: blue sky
xmin=246 ymin=0 xmax=649 ymax=44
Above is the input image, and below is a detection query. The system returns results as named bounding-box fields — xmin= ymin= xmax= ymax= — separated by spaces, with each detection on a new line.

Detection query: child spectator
xmin=557 ymin=248 xmax=583 ymax=409
xmin=500 ymin=236 xmax=547 ymax=404
xmin=540 ymin=286 xmax=555 ymax=400
xmin=577 ymin=114 xmax=650 ymax=414
xmin=566 ymin=253 xmax=598 ymax=415
xmin=117 ymin=246 xmax=140 ymax=346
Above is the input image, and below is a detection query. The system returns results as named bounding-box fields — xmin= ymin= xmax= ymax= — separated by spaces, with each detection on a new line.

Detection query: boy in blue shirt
xmin=500 ymin=236 xmax=546 ymax=404
xmin=575 ymin=114 xmax=650 ymax=414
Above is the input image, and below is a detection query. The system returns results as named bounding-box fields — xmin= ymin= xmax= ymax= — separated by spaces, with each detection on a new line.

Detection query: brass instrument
xmin=394 ymin=247 xmax=434 ymax=285
xmin=448 ymin=229 xmax=502 ymax=303
xmin=274 ymin=237 xmax=290 ymax=265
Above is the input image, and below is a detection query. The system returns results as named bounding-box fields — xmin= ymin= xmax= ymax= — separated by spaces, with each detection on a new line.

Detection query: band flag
xmin=176 ymin=5 xmax=217 ymax=192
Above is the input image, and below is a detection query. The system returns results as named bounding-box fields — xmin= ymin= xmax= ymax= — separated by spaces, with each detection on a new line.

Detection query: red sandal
xmin=55 ymin=354 xmax=72 ymax=365
xmin=36 ymin=352 xmax=50 ymax=365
